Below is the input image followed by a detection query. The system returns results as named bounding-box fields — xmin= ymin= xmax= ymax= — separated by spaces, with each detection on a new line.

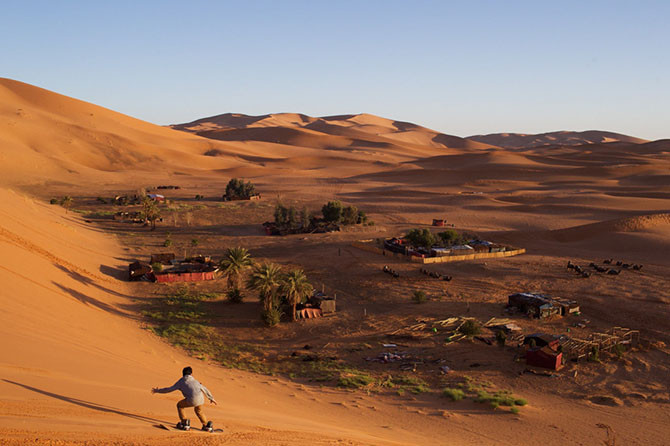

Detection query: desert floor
xmin=1 ymin=78 xmax=669 ymax=445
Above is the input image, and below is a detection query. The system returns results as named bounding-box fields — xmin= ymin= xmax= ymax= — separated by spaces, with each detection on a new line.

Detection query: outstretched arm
xmin=151 ymin=380 xmax=180 ymax=394
xmin=201 ymin=385 xmax=217 ymax=404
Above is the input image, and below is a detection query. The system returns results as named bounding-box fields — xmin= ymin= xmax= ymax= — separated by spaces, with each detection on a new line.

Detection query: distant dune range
xmin=2 ymin=78 xmax=670 ymax=445
xmin=468 ymin=130 xmax=649 ymax=149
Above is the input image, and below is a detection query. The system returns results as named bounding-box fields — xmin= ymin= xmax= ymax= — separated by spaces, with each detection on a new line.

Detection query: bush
xmin=337 ymin=373 xmax=374 ymax=389
xmin=391 ymin=375 xmax=430 ymax=394
xmin=495 ymin=330 xmax=507 ymax=347
xmin=96 ymin=196 xmax=107 ymax=204
xmin=151 ymin=262 xmax=163 ymax=273
xmin=49 ymin=198 xmax=59 ymax=205
xmin=438 ymin=229 xmax=461 ymax=246
xmin=191 ymin=239 xmax=199 ymax=247
xmin=226 ymin=288 xmax=244 ymax=304
xmin=225 ymin=178 xmax=256 ymax=200
xmin=588 ymin=346 xmax=600 ymax=363
xmin=510 ymin=406 xmax=520 ymax=414
xmin=614 ymin=343 xmax=626 ymax=359
xmin=405 ymin=228 xmax=436 ymax=249
xmin=459 ymin=320 xmax=482 ymax=336
xmin=341 ymin=205 xmax=359 ymax=225
xmin=163 ymin=238 xmax=172 ymax=247
xmin=412 ymin=290 xmax=427 ymax=304
xmin=357 ymin=210 xmax=368 ymax=224
xmin=322 ymin=201 xmax=343 ymax=223
xmin=443 ymin=388 xmax=465 ymax=401
xmin=261 ymin=306 xmax=282 ymax=326
xmin=274 ymin=203 xmax=300 ymax=230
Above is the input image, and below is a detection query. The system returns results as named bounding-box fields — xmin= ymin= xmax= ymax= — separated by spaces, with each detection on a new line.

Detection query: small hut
xmin=128 ymin=261 xmax=152 ymax=281
xmin=150 ymin=253 xmax=176 ymax=265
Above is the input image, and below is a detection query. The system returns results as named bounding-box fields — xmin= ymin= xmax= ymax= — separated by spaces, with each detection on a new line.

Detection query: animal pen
xmin=352 ymin=239 xmax=525 ymax=264
xmin=560 ymin=327 xmax=640 ymax=361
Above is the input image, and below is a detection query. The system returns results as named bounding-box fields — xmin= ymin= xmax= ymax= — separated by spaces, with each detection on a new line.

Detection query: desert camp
xmin=1 ymin=3 xmax=669 ymax=446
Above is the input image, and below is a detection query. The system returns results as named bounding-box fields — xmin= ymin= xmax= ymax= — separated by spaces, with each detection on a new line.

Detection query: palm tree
xmin=246 ymin=263 xmax=282 ymax=312
xmin=219 ymin=247 xmax=254 ymax=300
xmin=280 ymin=269 xmax=313 ymax=321
xmin=60 ymin=196 xmax=73 ymax=213
xmin=141 ymin=196 xmax=161 ymax=230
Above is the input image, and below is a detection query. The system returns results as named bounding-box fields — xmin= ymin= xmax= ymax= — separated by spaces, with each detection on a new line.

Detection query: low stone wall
xmin=351 ymin=241 xmax=525 ymax=264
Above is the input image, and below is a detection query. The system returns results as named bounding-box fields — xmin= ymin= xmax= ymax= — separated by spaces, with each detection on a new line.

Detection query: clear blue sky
xmin=2 ymin=1 xmax=669 ymax=139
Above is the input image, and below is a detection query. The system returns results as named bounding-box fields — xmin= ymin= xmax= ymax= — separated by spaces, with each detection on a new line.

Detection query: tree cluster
xmin=224 ymin=178 xmax=257 ymax=200
xmin=321 ymin=201 xmax=367 ymax=225
xmin=274 ymin=204 xmax=310 ymax=231
xmin=404 ymin=228 xmax=471 ymax=249
xmin=219 ymin=247 xmax=313 ymax=326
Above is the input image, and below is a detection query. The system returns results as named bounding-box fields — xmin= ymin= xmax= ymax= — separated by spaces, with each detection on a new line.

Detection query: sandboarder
xmin=152 ymin=366 xmax=218 ymax=431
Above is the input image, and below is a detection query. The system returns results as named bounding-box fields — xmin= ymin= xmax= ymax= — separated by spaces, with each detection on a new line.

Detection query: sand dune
xmin=1 ymin=79 xmax=670 ymax=445
xmin=468 ymin=130 xmax=648 ymax=149
xmin=0 ymin=78 xmax=249 ymax=190
xmin=0 ymin=188 xmax=442 ymax=445
xmin=172 ymin=112 xmax=495 ymax=152
xmin=547 ymin=213 xmax=670 ymax=242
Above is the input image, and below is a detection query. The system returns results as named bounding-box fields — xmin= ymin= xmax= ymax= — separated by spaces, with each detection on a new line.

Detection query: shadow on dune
xmin=52 ymin=281 xmax=134 ymax=319
xmin=99 ymin=264 xmax=128 ymax=280
xmin=52 ymin=263 xmax=134 ymax=299
xmin=2 ymin=379 xmax=170 ymax=425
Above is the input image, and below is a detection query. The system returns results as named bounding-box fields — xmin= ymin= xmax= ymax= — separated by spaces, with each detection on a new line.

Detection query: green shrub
xmin=337 ymin=373 xmax=374 ymax=388
xmin=588 ymin=346 xmax=600 ymax=363
xmin=163 ymin=238 xmax=172 ymax=247
xmin=392 ymin=375 xmax=430 ymax=393
xmin=226 ymin=288 xmax=244 ymax=304
xmin=495 ymin=330 xmax=507 ymax=347
xmin=341 ymin=205 xmax=359 ymax=225
xmin=357 ymin=210 xmax=368 ymax=224
xmin=405 ymin=228 xmax=436 ymax=249
xmin=443 ymin=388 xmax=465 ymax=401
xmin=96 ymin=196 xmax=107 ymax=204
xmin=224 ymin=178 xmax=256 ymax=200
xmin=261 ymin=306 xmax=282 ymax=326
xmin=274 ymin=203 xmax=300 ymax=230
xmin=510 ymin=406 xmax=520 ymax=414
xmin=322 ymin=201 xmax=343 ymax=223
xmin=151 ymin=262 xmax=163 ymax=273
xmin=438 ymin=229 xmax=461 ymax=246
xmin=459 ymin=320 xmax=482 ymax=336
xmin=49 ymin=198 xmax=59 ymax=205
xmin=412 ymin=290 xmax=427 ymax=304
xmin=614 ymin=343 xmax=626 ymax=359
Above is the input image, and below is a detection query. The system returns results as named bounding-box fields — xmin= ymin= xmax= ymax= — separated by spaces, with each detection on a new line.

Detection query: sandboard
xmin=156 ymin=423 xmax=223 ymax=433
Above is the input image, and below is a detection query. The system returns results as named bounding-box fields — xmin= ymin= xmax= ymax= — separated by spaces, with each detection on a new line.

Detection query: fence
xmin=351 ymin=240 xmax=525 ymax=264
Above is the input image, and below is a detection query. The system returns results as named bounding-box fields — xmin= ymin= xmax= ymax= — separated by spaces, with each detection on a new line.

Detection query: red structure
xmin=153 ymin=271 xmax=215 ymax=283
xmin=432 ymin=219 xmax=445 ymax=226
xmin=526 ymin=347 xmax=563 ymax=370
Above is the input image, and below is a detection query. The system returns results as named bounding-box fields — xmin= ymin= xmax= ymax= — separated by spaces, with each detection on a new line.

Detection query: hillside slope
xmin=0 ymin=78 xmax=247 ymax=189
xmin=0 ymin=188 xmax=434 ymax=445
